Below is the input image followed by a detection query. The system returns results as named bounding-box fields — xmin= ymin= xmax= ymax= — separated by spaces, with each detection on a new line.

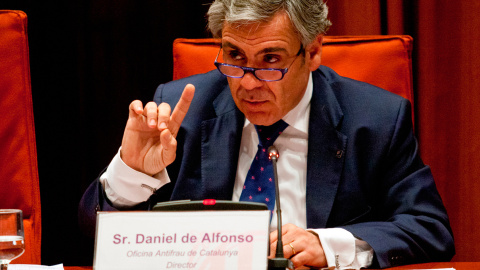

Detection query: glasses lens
xmin=218 ymin=65 xmax=244 ymax=77
xmin=216 ymin=63 xmax=284 ymax=81
xmin=255 ymin=69 xmax=283 ymax=81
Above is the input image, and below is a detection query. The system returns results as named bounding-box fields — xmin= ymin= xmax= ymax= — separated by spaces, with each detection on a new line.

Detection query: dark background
xmin=3 ymin=0 xmax=480 ymax=265
xmin=2 ymin=0 xmax=212 ymax=266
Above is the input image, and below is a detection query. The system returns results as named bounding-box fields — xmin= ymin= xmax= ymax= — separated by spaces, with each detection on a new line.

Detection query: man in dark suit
xmin=79 ymin=0 xmax=455 ymax=268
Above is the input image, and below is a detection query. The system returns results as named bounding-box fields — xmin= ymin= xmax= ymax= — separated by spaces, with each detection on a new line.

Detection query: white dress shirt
xmin=100 ymin=73 xmax=373 ymax=269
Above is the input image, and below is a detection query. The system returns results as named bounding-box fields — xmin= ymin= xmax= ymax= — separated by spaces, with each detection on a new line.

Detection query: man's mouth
xmin=243 ymin=99 xmax=268 ymax=110
xmin=245 ymin=99 xmax=266 ymax=103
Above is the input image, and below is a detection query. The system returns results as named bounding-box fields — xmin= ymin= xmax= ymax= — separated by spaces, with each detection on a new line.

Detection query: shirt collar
xmin=283 ymin=72 xmax=312 ymax=134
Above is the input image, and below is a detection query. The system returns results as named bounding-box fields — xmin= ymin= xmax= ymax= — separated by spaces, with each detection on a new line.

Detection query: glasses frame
xmin=214 ymin=46 xmax=303 ymax=82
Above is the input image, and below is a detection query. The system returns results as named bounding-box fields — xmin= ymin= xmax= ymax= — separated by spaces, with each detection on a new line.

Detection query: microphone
xmin=267 ymin=146 xmax=294 ymax=270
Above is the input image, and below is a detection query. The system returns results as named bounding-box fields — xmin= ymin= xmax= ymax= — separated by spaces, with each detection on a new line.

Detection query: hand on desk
xmin=269 ymin=223 xmax=327 ymax=269
xmin=120 ymin=84 xmax=195 ymax=176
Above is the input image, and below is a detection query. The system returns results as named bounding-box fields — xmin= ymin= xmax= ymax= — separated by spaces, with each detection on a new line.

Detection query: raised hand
xmin=120 ymin=84 xmax=195 ymax=175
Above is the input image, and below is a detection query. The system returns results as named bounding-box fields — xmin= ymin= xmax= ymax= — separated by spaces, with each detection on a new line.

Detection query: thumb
xmin=128 ymin=100 xmax=144 ymax=118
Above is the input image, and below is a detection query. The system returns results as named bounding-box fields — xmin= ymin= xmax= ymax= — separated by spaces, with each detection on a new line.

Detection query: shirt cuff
xmin=309 ymin=228 xmax=373 ymax=269
xmin=100 ymin=148 xmax=171 ymax=208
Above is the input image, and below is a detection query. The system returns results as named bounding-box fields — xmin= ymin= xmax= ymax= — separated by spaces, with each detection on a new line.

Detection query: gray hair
xmin=207 ymin=0 xmax=332 ymax=47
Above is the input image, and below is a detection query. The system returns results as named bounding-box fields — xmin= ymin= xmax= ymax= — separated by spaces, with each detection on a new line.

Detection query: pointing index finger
xmin=169 ymin=84 xmax=195 ymax=137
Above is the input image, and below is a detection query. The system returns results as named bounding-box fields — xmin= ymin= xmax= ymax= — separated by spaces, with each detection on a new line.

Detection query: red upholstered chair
xmin=0 ymin=10 xmax=41 ymax=264
xmin=172 ymin=36 xmax=414 ymax=117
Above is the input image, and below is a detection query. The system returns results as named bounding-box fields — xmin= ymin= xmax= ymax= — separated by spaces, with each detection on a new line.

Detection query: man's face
xmin=221 ymin=11 xmax=320 ymax=126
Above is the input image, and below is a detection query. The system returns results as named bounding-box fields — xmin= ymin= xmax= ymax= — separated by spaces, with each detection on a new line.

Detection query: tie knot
xmin=255 ymin=120 xmax=288 ymax=147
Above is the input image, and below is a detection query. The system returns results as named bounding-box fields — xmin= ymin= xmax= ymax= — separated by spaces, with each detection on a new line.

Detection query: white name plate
xmin=94 ymin=211 xmax=270 ymax=270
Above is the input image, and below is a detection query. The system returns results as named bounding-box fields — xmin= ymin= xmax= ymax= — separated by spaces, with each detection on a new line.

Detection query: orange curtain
xmin=326 ymin=0 xmax=480 ymax=262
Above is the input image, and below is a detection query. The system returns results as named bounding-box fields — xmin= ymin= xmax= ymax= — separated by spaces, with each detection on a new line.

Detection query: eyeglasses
xmin=214 ymin=46 xmax=303 ymax=82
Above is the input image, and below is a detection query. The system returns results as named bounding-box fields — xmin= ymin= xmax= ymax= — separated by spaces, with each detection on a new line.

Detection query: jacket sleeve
xmin=340 ymin=99 xmax=455 ymax=268
xmin=78 ymin=169 xmax=120 ymax=238
xmin=78 ymin=171 xmax=168 ymax=238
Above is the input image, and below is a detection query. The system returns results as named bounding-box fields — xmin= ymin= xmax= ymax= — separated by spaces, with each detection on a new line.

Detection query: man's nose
xmin=240 ymin=71 xmax=264 ymax=90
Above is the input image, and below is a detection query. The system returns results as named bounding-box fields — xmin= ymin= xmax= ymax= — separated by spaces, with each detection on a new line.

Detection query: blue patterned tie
xmin=240 ymin=120 xmax=289 ymax=215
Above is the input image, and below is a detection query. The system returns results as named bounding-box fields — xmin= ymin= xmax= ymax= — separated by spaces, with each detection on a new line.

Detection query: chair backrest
xmin=172 ymin=36 xmax=414 ymax=118
xmin=0 ymin=10 xmax=41 ymax=264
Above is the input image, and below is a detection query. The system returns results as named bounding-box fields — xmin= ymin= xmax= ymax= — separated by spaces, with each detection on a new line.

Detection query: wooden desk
xmin=63 ymin=262 xmax=478 ymax=269
xmin=387 ymin=262 xmax=478 ymax=269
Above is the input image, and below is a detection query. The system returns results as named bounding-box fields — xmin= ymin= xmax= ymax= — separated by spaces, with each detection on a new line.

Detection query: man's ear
xmin=306 ymin=34 xmax=323 ymax=71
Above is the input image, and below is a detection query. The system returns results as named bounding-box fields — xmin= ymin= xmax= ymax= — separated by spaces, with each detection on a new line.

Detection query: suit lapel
xmin=197 ymin=70 xmax=347 ymax=226
xmin=200 ymin=87 xmax=245 ymax=199
xmin=306 ymin=70 xmax=348 ymax=228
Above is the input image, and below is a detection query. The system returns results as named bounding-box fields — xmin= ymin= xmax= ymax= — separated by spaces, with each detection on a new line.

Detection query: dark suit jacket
xmin=79 ymin=66 xmax=454 ymax=268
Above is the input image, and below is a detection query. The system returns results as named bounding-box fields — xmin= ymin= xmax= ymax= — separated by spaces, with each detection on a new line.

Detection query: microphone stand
xmin=268 ymin=146 xmax=294 ymax=270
